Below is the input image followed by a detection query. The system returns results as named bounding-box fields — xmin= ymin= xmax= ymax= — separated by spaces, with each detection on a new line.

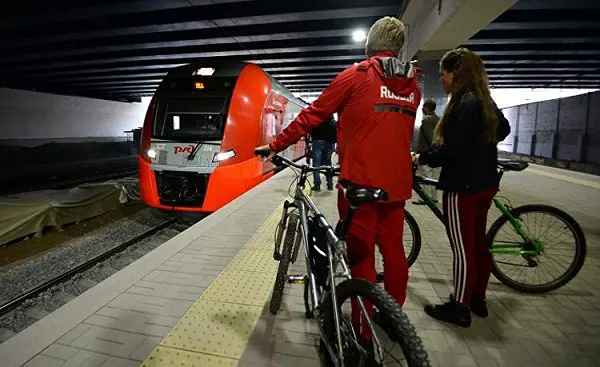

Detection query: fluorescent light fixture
xmin=147 ymin=149 xmax=157 ymax=159
xmin=173 ymin=115 xmax=180 ymax=130
xmin=195 ymin=68 xmax=215 ymax=76
xmin=352 ymin=29 xmax=367 ymax=42
xmin=213 ymin=150 xmax=236 ymax=162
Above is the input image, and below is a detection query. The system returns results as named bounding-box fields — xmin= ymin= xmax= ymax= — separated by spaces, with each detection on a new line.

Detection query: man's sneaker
xmin=360 ymin=338 xmax=381 ymax=367
xmin=312 ymin=185 xmax=321 ymax=192
xmin=470 ymin=296 xmax=489 ymax=318
xmin=424 ymin=298 xmax=471 ymax=328
xmin=327 ymin=185 xmax=334 ymax=191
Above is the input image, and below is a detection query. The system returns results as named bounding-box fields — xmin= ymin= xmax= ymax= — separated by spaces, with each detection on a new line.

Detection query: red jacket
xmin=269 ymin=51 xmax=422 ymax=202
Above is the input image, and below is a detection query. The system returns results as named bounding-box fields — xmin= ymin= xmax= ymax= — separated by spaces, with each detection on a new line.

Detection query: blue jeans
xmin=311 ymin=139 xmax=335 ymax=188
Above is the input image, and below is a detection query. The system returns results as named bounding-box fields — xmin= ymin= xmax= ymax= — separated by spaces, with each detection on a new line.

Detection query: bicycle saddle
xmin=344 ymin=187 xmax=389 ymax=206
xmin=498 ymin=160 xmax=529 ymax=172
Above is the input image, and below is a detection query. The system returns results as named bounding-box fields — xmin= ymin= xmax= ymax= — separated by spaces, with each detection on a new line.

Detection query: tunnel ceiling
xmin=0 ymin=0 xmax=598 ymax=103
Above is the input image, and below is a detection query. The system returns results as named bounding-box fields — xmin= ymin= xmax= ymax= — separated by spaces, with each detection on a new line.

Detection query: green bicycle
xmin=376 ymin=160 xmax=587 ymax=294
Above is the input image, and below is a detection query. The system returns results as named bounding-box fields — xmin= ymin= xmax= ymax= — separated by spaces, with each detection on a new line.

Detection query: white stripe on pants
xmin=447 ymin=193 xmax=467 ymax=303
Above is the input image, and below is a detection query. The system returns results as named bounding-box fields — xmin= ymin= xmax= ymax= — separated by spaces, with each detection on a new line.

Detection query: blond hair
xmin=366 ymin=16 xmax=405 ymax=57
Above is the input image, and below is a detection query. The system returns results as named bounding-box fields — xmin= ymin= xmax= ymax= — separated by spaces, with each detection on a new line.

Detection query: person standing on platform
xmin=309 ymin=116 xmax=337 ymax=191
xmin=414 ymin=48 xmax=510 ymax=328
xmin=254 ymin=16 xmax=422 ymax=346
xmin=413 ymin=99 xmax=440 ymax=205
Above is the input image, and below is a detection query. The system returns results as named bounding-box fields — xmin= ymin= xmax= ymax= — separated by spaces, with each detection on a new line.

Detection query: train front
xmin=138 ymin=64 xmax=262 ymax=212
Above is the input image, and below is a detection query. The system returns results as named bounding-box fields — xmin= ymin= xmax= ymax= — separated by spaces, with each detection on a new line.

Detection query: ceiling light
xmin=352 ymin=29 xmax=367 ymax=42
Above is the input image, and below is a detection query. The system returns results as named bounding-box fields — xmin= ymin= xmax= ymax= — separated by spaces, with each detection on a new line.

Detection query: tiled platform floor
xmin=239 ymin=164 xmax=600 ymax=367
xmin=1 ymin=163 xmax=598 ymax=367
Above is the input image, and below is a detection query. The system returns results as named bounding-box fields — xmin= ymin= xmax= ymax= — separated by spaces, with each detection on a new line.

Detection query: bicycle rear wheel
xmin=270 ymin=213 xmax=298 ymax=315
xmin=489 ymin=204 xmax=586 ymax=293
xmin=321 ymin=278 xmax=430 ymax=367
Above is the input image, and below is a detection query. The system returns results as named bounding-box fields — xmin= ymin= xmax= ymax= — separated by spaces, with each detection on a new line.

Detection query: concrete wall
xmin=0 ymin=87 xmax=149 ymax=147
xmin=500 ymin=91 xmax=599 ymax=165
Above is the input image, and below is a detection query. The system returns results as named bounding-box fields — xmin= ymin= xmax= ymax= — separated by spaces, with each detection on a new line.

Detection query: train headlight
xmin=213 ymin=150 xmax=236 ymax=162
xmin=146 ymin=149 xmax=157 ymax=159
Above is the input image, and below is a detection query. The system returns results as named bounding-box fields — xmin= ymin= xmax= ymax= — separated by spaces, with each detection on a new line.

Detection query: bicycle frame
xmin=412 ymin=167 xmax=543 ymax=255
xmin=277 ymin=159 xmax=384 ymax=367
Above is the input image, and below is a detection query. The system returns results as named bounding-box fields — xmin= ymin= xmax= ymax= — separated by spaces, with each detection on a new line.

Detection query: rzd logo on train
xmin=174 ymin=145 xmax=195 ymax=154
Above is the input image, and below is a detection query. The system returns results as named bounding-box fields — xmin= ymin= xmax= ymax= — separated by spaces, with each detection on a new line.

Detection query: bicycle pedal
xmin=287 ymin=275 xmax=306 ymax=284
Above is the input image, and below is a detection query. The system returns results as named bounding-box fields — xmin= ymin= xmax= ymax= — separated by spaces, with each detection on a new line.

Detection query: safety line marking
xmin=527 ymin=168 xmax=600 ymax=190
xmin=140 ymin=204 xmax=284 ymax=367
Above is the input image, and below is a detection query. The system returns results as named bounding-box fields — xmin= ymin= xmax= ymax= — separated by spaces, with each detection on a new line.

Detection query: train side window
xmin=269 ymin=113 xmax=277 ymax=137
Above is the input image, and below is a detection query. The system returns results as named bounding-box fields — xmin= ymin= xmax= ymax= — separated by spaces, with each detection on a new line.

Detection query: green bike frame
xmin=412 ymin=172 xmax=543 ymax=256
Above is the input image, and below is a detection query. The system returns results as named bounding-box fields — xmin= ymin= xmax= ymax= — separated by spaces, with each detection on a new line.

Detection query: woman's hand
xmin=412 ymin=153 xmax=421 ymax=167
xmin=254 ymin=145 xmax=276 ymax=162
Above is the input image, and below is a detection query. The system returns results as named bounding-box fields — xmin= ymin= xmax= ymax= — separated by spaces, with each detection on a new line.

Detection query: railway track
xmin=0 ymin=215 xmax=194 ymax=342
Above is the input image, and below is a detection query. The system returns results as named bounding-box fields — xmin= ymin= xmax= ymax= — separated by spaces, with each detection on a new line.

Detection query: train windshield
xmin=153 ymin=96 xmax=227 ymax=141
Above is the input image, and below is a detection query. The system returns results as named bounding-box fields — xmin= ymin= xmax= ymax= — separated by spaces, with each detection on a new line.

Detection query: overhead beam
xmin=0 ymin=3 xmax=398 ymax=47
xmin=1 ymin=27 xmax=371 ymax=63
xmin=0 ymin=41 xmax=365 ymax=72
xmin=401 ymin=0 xmax=519 ymax=59
xmin=0 ymin=0 xmax=255 ymax=30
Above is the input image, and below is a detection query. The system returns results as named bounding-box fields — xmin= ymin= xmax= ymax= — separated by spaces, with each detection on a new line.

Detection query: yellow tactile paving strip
xmin=140 ymin=204 xmax=284 ymax=367
xmin=528 ymin=168 xmax=600 ymax=190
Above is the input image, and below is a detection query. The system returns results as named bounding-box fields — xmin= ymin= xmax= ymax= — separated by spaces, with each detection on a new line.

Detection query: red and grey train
xmin=138 ymin=62 xmax=308 ymax=212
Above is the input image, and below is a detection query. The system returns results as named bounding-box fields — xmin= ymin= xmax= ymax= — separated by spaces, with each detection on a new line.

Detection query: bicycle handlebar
xmin=254 ymin=148 xmax=340 ymax=175
xmin=273 ymin=155 xmax=340 ymax=175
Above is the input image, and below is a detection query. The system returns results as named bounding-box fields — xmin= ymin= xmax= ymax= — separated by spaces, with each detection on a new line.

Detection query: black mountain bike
xmin=259 ymin=151 xmax=430 ymax=367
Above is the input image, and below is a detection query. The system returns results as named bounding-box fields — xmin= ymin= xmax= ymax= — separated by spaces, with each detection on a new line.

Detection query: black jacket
xmin=310 ymin=116 xmax=337 ymax=143
xmin=419 ymin=93 xmax=510 ymax=193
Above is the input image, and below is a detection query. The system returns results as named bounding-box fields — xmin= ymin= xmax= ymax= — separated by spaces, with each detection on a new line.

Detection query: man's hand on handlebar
xmin=254 ymin=144 xmax=276 ymax=162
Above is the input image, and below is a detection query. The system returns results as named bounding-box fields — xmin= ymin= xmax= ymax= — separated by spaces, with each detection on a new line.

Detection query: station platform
xmin=0 ymin=163 xmax=598 ymax=367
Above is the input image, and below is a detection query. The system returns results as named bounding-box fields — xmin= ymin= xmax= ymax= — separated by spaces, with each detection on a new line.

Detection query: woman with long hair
xmin=414 ymin=48 xmax=511 ymax=327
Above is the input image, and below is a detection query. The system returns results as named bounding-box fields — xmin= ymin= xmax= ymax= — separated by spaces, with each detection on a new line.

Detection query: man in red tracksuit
xmin=255 ymin=16 xmax=421 ymax=338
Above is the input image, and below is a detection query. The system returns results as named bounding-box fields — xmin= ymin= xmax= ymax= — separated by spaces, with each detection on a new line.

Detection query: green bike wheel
xmin=488 ymin=204 xmax=586 ymax=294
xmin=376 ymin=209 xmax=421 ymax=282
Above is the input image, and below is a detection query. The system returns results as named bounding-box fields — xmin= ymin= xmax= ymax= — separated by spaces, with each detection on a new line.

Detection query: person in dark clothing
xmin=413 ymin=99 xmax=440 ymax=205
xmin=414 ymin=47 xmax=511 ymax=328
xmin=309 ymin=116 xmax=337 ymax=191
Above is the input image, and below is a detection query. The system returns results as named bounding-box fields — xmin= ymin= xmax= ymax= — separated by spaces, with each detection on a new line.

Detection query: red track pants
xmin=337 ymin=191 xmax=408 ymax=338
xmin=443 ymin=185 xmax=498 ymax=306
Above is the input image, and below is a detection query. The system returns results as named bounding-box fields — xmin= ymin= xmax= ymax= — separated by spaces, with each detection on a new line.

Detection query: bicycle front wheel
xmin=489 ymin=204 xmax=586 ymax=293
xmin=321 ymin=278 xmax=430 ymax=367
xmin=270 ymin=213 xmax=298 ymax=315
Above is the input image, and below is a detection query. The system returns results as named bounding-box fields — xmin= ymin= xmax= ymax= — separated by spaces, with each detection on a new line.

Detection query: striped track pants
xmin=443 ymin=185 xmax=498 ymax=306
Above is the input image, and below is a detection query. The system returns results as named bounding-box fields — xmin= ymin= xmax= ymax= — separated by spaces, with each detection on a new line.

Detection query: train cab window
xmin=154 ymin=96 xmax=228 ymax=140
